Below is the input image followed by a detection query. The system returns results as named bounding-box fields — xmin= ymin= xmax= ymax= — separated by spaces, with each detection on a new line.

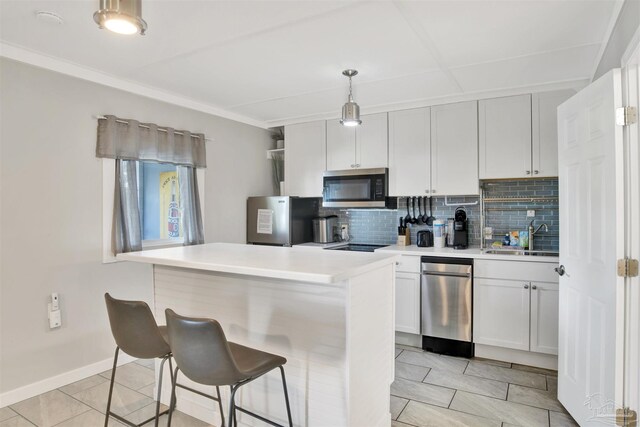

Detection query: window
xmin=102 ymin=159 xmax=205 ymax=262
xmin=138 ymin=161 xmax=184 ymax=246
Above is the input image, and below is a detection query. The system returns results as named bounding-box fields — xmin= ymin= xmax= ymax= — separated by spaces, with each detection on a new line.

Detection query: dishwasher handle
xmin=422 ymin=270 xmax=472 ymax=278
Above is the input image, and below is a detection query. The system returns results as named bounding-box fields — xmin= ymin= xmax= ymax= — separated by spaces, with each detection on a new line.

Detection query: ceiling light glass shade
xmin=94 ymin=0 xmax=147 ymax=35
xmin=340 ymin=69 xmax=361 ymax=127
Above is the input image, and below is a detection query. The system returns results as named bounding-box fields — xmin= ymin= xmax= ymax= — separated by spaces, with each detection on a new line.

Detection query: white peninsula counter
xmin=118 ymin=243 xmax=398 ymax=427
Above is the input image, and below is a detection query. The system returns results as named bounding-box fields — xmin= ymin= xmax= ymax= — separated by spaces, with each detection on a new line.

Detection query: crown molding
xmin=0 ymin=42 xmax=269 ymax=129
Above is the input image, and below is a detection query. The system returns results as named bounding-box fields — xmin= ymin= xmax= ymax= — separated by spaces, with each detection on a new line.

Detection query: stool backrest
xmin=104 ymin=293 xmax=170 ymax=359
xmin=165 ymin=309 xmax=242 ymax=386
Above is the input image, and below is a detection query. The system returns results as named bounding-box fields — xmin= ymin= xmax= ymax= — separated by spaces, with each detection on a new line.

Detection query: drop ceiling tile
xmin=232 ymin=70 xmax=460 ymax=122
xmin=400 ymin=0 xmax=616 ymax=68
xmin=0 ymin=0 xmax=354 ymax=75
xmin=451 ymin=44 xmax=600 ymax=93
xmin=125 ymin=2 xmax=440 ymax=108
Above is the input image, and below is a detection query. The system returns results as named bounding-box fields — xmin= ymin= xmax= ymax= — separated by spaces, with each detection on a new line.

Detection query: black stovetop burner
xmin=327 ymin=244 xmax=388 ymax=252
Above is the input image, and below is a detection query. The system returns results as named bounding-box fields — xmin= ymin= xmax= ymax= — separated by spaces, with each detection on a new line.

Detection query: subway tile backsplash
xmin=319 ymin=178 xmax=559 ymax=251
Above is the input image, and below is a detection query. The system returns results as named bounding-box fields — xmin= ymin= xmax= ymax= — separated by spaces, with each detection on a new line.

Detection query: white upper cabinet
xmin=284 ymin=121 xmax=326 ymax=197
xmin=431 ymin=101 xmax=479 ymax=196
xmin=532 ymin=90 xmax=574 ymax=178
xmin=388 ymin=107 xmax=431 ymax=196
xmin=356 ymin=113 xmax=388 ymax=169
xmin=326 ymin=113 xmax=388 ymax=171
xmin=479 ymin=94 xmax=532 ymax=179
xmin=326 ymin=120 xmax=356 ymax=170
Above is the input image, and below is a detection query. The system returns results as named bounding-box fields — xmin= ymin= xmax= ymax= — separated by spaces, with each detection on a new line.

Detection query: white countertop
xmin=117 ymin=243 xmax=399 ymax=284
xmin=376 ymin=245 xmax=559 ymax=263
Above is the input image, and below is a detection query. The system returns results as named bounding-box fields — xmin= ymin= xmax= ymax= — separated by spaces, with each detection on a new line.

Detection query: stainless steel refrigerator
xmin=247 ymin=196 xmax=319 ymax=246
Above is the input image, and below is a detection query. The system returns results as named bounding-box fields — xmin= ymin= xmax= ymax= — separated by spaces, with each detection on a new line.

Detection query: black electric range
xmin=325 ymin=244 xmax=388 ymax=252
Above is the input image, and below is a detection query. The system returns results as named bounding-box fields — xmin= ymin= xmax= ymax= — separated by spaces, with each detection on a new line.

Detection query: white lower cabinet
xmin=395 ymin=255 xmax=421 ymax=334
xmin=474 ymin=260 xmax=559 ymax=355
xmin=530 ymin=281 xmax=559 ymax=355
xmin=473 ymin=278 xmax=531 ymax=351
xmin=395 ymin=272 xmax=421 ymax=334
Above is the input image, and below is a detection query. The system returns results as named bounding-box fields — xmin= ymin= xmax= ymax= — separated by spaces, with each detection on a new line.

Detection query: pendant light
xmin=340 ymin=69 xmax=362 ymax=127
xmin=94 ymin=0 xmax=147 ymax=35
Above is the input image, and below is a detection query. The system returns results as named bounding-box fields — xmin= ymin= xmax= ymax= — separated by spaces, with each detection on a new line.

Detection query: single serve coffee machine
xmin=452 ymin=207 xmax=468 ymax=249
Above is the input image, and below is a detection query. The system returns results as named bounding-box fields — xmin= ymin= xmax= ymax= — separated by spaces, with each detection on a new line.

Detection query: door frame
xmin=621 ymin=32 xmax=640 ymax=422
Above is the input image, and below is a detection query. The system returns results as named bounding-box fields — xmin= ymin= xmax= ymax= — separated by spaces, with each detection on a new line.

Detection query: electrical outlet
xmin=341 ymin=224 xmax=349 ymax=241
xmin=49 ymin=309 xmax=61 ymax=329
xmin=51 ymin=293 xmax=59 ymax=311
xmin=527 ymin=210 xmax=536 ymax=217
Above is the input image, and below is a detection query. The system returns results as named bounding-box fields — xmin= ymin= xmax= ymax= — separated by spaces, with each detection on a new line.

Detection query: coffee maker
xmin=453 ymin=207 xmax=468 ymax=249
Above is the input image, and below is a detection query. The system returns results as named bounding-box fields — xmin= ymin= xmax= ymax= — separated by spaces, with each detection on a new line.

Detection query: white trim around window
xmin=101 ymin=159 xmax=206 ymax=263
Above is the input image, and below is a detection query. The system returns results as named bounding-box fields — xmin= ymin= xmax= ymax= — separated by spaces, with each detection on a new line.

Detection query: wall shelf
xmin=267 ymin=148 xmax=285 ymax=159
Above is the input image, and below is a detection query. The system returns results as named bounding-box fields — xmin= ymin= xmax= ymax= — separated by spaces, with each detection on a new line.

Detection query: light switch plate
xmin=49 ymin=309 xmax=61 ymax=329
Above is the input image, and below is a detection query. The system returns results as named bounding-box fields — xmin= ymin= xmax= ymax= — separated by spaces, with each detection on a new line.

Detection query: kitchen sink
xmin=483 ymin=249 xmax=559 ymax=257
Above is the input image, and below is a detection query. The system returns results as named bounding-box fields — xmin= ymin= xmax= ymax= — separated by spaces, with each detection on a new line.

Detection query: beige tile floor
xmin=1 ymin=346 xmax=579 ymax=427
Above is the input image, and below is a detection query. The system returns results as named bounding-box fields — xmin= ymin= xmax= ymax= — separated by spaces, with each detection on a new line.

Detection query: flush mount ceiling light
xmin=93 ymin=0 xmax=147 ymax=35
xmin=340 ymin=69 xmax=362 ymax=127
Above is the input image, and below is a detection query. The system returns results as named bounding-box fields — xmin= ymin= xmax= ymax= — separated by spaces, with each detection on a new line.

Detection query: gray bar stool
xmin=165 ymin=309 xmax=293 ymax=427
xmin=104 ymin=293 xmax=175 ymax=427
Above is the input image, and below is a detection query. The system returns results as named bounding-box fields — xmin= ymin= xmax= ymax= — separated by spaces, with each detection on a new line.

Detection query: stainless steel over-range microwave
xmin=322 ymin=168 xmax=395 ymax=208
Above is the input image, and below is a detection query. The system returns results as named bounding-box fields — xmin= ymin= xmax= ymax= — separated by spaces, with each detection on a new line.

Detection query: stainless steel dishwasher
xmin=421 ymin=256 xmax=474 ymax=358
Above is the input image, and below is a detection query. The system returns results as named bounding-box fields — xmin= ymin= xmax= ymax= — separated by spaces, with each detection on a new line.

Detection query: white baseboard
xmin=0 ymin=352 xmax=136 ymax=408
xmin=475 ymin=344 xmax=558 ymax=370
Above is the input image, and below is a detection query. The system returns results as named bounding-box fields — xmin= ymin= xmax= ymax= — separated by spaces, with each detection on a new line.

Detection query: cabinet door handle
xmin=532 ymin=285 xmax=537 ymax=290
xmin=533 ymin=170 xmax=539 ymax=175
xmin=355 ymin=164 xmax=360 ymax=168
xmin=525 ymin=170 xmax=531 ymax=175
xmin=524 ymin=284 xmax=529 ymax=289
xmin=431 ymin=189 xmax=436 ymax=193
xmin=425 ymin=189 xmax=430 ymax=194
xmin=350 ymin=164 xmax=355 ymax=168
xmin=555 ymin=265 xmax=566 ymax=276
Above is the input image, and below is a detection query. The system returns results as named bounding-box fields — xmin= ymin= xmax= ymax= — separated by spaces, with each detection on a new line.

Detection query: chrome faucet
xmin=528 ymin=220 xmax=549 ymax=251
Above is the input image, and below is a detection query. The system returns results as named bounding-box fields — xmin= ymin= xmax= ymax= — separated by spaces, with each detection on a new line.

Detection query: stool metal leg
xmin=104 ymin=347 xmax=120 ymax=427
xmin=153 ymin=356 xmax=169 ymax=427
xmin=228 ymin=385 xmax=238 ymax=427
xmin=279 ymin=366 xmax=293 ymax=427
xmin=167 ymin=367 xmax=180 ymax=427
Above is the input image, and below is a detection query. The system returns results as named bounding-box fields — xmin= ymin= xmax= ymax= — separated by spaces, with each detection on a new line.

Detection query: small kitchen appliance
xmin=452 ymin=207 xmax=468 ymax=249
xmin=417 ymin=230 xmax=434 ymax=247
xmin=312 ymin=215 xmax=338 ymax=243
xmin=322 ymin=168 xmax=396 ymax=209
xmin=247 ymin=196 xmax=319 ymax=246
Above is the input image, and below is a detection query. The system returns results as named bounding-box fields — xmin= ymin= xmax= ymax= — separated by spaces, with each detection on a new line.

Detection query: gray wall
xmin=0 ymin=58 xmax=273 ymax=395
xmin=594 ymin=0 xmax=640 ymax=79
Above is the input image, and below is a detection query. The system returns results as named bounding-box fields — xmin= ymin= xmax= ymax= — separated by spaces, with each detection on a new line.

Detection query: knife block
xmin=397 ymin=234 xmax=410 ymax=246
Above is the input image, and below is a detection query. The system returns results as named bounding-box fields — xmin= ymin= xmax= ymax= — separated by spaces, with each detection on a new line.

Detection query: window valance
xmin=96 ymin=115 xmax=206 ymax=168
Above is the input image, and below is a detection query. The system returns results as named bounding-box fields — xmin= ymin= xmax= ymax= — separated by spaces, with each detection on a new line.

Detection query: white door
xmin=284 ymin=121 xmax=326 ymax=197
xmin=326 ymin=119 xmax=355 ymax=171
xmin=479 ymin=94 xmax=532 ymax=179
xmin=473 ymin=278 xmax=530 ymax=351
xmin=431 ymin=101 xmax=479 ymax=196
xmin=529 ymin=281 xmax=559 ymax=355
xmin=557 ymin=69 xmax=624 ymax=425
xmin=356 ymin=113 xmax=388 ymax=169
xmin=395 ymin=272 xmax=421 ymax=334
xmin=532 ymin=90 xmax=574 ymax=178
xmin=388 ymin=108 xmax=430 ymax=196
